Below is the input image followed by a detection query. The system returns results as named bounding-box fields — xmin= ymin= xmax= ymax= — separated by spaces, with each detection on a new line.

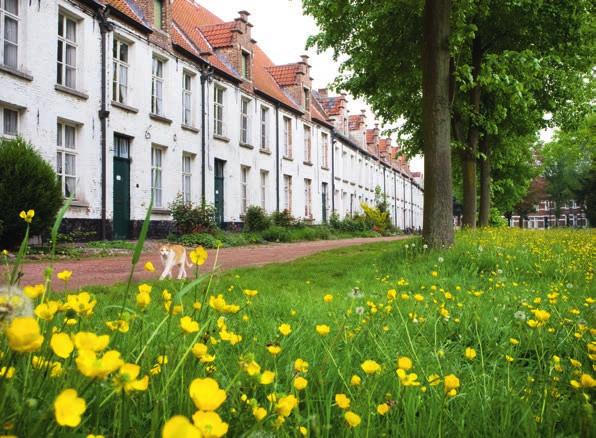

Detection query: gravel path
xmin=18 ymin=236 xmax=408 ymax=289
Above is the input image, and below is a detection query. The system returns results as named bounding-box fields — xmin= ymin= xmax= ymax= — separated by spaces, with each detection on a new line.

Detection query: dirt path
xmin=18 ymin=236 xmax=408 ymax=289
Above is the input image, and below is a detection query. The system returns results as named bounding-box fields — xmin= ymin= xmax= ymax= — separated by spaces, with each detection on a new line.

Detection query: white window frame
xmin=0 ymin=107 xmax=18 ymax=137
xmin=284 ymin=174 xmax=292 ymax=212
xmin=182 ymin=154 xmax=192 ymax=204
xmin=151 ymin=57 xmax=164 ymax=115
xmin=112 ymin=38 xmax=129 ymax=104
xmin=182 ymin=71 xmax=193 ymax=126
xmin=1 ymin=0 xmax=18 ymax=69
xmin=283 ymin=116 xmax=292 ymax=158
xmin=304 ymin=125 xmax=312 ymax=163
xmin=56 ymin=121 xmax=78 ymax=199
xmin=240 ymin=97 xmax=251 ymax=145
xmin=151 ymin=146 xmax=163 ymax=207
xmin=241 ymin=165 xmax=250 ymax=214
xmin=214 ymin=85 xmax=225 ymax=137
xmin=260 ymin=170 xmax=268 ymax=209
xmin=241 ymin=50 xmax=250 ymax=80
xmin=304 ymin=178 xmax=312 ymax=218
xmin=260 ymin=106 xmax=269 ymax=150
xmin=57 ymin=12 xmax=78 ymax=89
xmin=321 ymin=132 xmax=329 ymax=168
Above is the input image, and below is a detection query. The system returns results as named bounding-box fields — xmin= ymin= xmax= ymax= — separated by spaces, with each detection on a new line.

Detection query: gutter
xmin=331 ymin=132 xmax=336 ymax=213
xmin=97 ymin=8 xmax=113 ymax=240
xmin=393 ymin=172 xmax=397 ymax=227
xmin=275 ymin=103 xmax=280 ymax=212
xmin=200 ymin=67 xmax=213 ymax=203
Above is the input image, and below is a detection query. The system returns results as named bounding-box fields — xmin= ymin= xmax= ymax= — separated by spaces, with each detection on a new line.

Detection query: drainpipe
xmin=331 ymin=133 xmax=336 ymax=213
xmin=410 ymin=179 xmax=414 ymax=229
xmin=275 ymin=104 xmax=280 ymax=212
xmin=97 ymin=8 xmax=113 ymax=240
xmin=393 ymin=171 xmax=397 ymax=227
xmin=200 ymin=67 xmax=212 ymax=203
xmin=402 ymin=176 xmax=406 ymax=230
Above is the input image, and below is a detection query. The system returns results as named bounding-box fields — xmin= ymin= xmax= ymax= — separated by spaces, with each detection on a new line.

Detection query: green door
xmin=214 ymin=159 xmax=225 ymax=226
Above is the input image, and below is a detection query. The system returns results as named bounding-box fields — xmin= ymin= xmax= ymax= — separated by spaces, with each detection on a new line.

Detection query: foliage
xmin=361 ymin=202 xmax=391 ymax=233
xmin=169 ymin=194 xmax=218 ymax=235
xmin=271 ymin=210 xmax=296 ymax=228
xmin=173 ymin=232 xmax=218 ymax=249
xmin=374 ymin=185 xmax=389 ymax=213
xmin=488 ymin=208 xmax=507 ymax=227
xmin=243 ymin=206 xmax=271 ymax=233
xmin=0 ymin=137 xmax=63 ymax=248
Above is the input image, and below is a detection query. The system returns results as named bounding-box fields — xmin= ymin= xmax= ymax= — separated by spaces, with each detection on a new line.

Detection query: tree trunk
xmin=461 ymin=35 xmax=482 ymax=228
xmin=422 ymin=0 xmax=453 ymax=248
xmin=478 ymin=135 xmax=491 ymax=226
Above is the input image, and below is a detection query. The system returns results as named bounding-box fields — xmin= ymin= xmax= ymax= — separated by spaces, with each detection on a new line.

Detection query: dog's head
xmin=159 ymin=245 xmax=171 ymax=259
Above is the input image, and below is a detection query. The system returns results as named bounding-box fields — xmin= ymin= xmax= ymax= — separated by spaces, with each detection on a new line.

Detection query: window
xmin=182 ymin=72 xmax=192 ymax=126
xmin=1 ymin=0 xmax=18 ymax=68
xmin=112 ymin=39 xmax=129 ymax=103
xmin=304 ymin=178 xmax=312 ymax=218
xmin=241 ymin=51 xmax=250 ymax=80
xmin=284 ymin=175 xmax=292 ymax=212
xmin=151 ymin=57 xmax=164 ymax=115
xmin=241 ymin=166 xmax=249 ymax=214
xmin=153 ymin=0 xmax=163 ymax=29
xmin=56 ymin=121 xmax=77 ymax=198
xmin=57 ymin=13 xmax=77 ymax=89
xmin=260 ymin=170 xmax=268 ymax=209
xmin=114 ymin=134 xmax=130 ymax=158
xmin=214 ymin=85 xmax=225 ymax=136
xmin=1 ymin=107 xmax=17 ymax=136
xmin=304 ymin=125 xmax=311 ymax=163
xmin=304 ymin=87 xmax=310 ymax=110
xmin=182 ymin=154 xmax=192 ymax=204
xmin=321 ymin=132 xmax=329 ymax=168
xmin=151 ymin=147 xmax=163 ymax=207
xmin=260 ymin=106 xmax=269 ymax=150
xmin=283 ymin=117 xmax=292 ymax=158
xmin=240 ymin=97 xmax=250 ymax=144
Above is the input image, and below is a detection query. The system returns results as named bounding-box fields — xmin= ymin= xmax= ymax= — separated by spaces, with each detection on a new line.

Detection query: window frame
xmin=283 ymin=116 xmax=292 ymax=158
xmin=56 ymin=120 xmax=78 ymax=199
xmin=240 ymin=165 xmax=250 ymax=215
xmin=182 ymin=153 xmax=192 ymax=204
xmin=182 ymin=71 xmax=193 ymax=126
xmin=213 ymin=85 xmax=225 ymax=137
xmin=303 ymin=124 xmax=312 ymax=163
xmin=57 ymin=12 xmax=78 ymax=89
xmin=260 ymin=170 xmax=268 ymax=210
xmin=1 ymin=107 xmax=18 ymax=137
xmin=241 ymin=50 xmax=250 ymax=80
xmin=112 ymin=38 xmax=129 ymax=104
xmin=284 ymin=174 xmax=292 ymax=212
xmin=153 ymin=0 xmax=163 ymax=30
xmin=1 ymin=0 xmax=19 ymax=69
xmin=304 ymin=178 xmax=312 ymax=218
xmin=240 ymin=97 xmax=251 ymax=144
xmin=151 ymin=56 xmax=164 ymax=115
xmin=151 ymin=146 xmax=163 ymax=207
xmin=321 ymin=132 xmax=329 ymax=168
xmin=260 ymin=105 xmax=269 ymax=151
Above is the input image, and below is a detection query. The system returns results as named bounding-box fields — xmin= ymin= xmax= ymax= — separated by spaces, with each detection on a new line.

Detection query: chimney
xmin=238 ymin=10 xmax=250 ymax=22
xmin=318 ymin=88 xmax=328 ymax=98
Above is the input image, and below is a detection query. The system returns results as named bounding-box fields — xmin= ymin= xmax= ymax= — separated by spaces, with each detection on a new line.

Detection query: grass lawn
xmin=1 ymin=228 xmax=594 ymax=437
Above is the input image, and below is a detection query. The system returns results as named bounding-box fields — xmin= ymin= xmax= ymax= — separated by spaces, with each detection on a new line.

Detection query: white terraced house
xmin=0 ymin=0 xmax=423 ymax=239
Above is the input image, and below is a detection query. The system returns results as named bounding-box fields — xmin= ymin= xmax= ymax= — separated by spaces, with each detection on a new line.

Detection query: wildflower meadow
xmin=0 ymin=207 xmax=594 ymax=437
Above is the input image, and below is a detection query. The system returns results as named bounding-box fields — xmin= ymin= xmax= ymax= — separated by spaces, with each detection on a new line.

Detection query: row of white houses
xmin=0 ymin=0 xmax=423 ymax=239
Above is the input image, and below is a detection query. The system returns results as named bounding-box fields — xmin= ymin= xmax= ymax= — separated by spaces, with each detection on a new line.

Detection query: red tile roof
xmin=171 ymin=23 xmax=202 ymax=57
xmin=318 ymin=96 xmax=343 ymax=116
xmin=102 ymin=0 xmax=148 ymax=28
xmin=365 ymin=129 xmax=376 ymax=144
xmin=266 ymin=64 xmax=302 ymax=87
xmin=253 ymin=47 xmax=302 ymax=112
xmin=348 ymin=115 xmax=362 ymax=131
xmin=199 ymin=22 xmax=236 ymax=48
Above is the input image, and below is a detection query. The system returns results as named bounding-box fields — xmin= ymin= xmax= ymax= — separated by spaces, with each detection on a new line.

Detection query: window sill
xmin=213 ymin=134 xmax=230 ymax=143
xmin=239 ymin=142 xmax=254 ymax=150
xmin=152 ymin=208 xmax=171 ymax=215
xmin=55 ymin=84 xmax=89 ymax=100
xmin=0 ymin=64 xmax=33 ymax=81
xmin=112 ymin=101 xmax=139 ymax=113
xmin=321 ymin=166 xmax=330 ymax=171
xmin=303 ymin=161 xmax=313 ymax=167
xmin=181 ymin=124 xmax=199 ymax=133
xmin=149 ymin=113 xmax=173 ymax=124
xmin=283 ymin=156 xmax=294 ymax=162
xmin=69 ymin=200 xmax=89 ymax=208
xmin=259 ymin=148 xmax=272 ymax=155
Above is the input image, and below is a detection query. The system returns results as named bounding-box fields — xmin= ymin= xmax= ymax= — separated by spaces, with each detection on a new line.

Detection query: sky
xmin=199 ymin=0 xmax=425 ymax=173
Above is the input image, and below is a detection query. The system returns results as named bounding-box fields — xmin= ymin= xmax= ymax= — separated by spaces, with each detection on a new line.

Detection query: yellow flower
xmin=191 ymin=343 xmax=209 ymax=359
xmin=294 ymin=358 xmax=309 ymax=373
xmin=0 ymin=366 xmax=15 ymax=379
xmin=533 ymin=309 xmax=551 ymax=322
xmin=323 ymin=294 xmax=333 ymax=303
xmin=105 ymin=320 xmax=129 ymax=333
xmin=73 ymin=332 xmax=110 ymax=352
xmin=162 ymin=415 xmax=201 ymax=438
xmin=35 ymin=301 xmax=60 ymax=321
xmin=143 ymin=262 xmax=155 ymax=272
xmin=361 ymin=360 xmax=381 ymax=375
xmin=509 ymin=338 xmax=520 ymax=346
xmin=344 ymin=411 xmax=361 ymax=427
xmin=579 ymin=373 xmax=596 ymax=388
xmin=335 ymin=393 xmax=350 ymax=409
xmin=87 ymin=435 xmax=105 ymax=438
xmin=397 ymin=356 xmax=413 ymax=371
xmin=189 ymin=247 xmax=208 ymax=266
xmin=278 ymin=323 xmax=292 ymax=336
xmin=396 ymin=369 xmax=421 ymax=386
xmin=66 ymin=292 xmax=96 ymax=316
xmin=243 ymin=289 xmax=258 ymax=297
xmin=299 ymin=426 xmax=308 ymax=436
xmin=189 ymin=378 xmax=226 ymax=411
xmin=253 ymin=406 xmax=267 ymax=421
xmin=192 ymin=411 xmax=228 ymax=438
xmin=76 ymin=349 xmax=124 ymax=379
xmin=23 ymin=284 xmax=46 ymax=299
xmin=50 ymin=333 xmax=74 ymax=359
xmin=136 ymin=291 xmax=151 ymax=310
xmin=275 ymin=394 xmax=298 ymax=417
xmin=242 ymin=359 xmax=261 ymax=376
xmin=180 ymin=316 xmax=200 ymax=334
xmin=19 ymin=209 xmax=35 ymax=223
xmin=350 ymin=375 xmax=361 ymax=386
xmin=427 ymin=374 xmax=441 ymax=386
xmin=294 ymin=376 xmax=308 ymax=390
xmin=464 ymin=347 xmax=477 ymax=361
xmin=54 ymin=389 xmax=86 ymax=427
xmin=505 ymin=355 xmax=514 ymax=363
xmin=5 ymin=317 xmax=44 ymax=353
xmin=114 ymin=363 xmax=149 ymax=393
xmin=413 ymin=294 xmax=424 ymax=302
xmin=444 ymin=374 xmax=460 ymax=397
xmin=387 ymin=289 xmax=397 ymax=300
xmin=260 ymin=370 xmax=276 ymax=385
xmin=266 ymin=344 xmax=282 ymax=356
xmin=377 ymin=403 xmax=390 ymax=415
xmin=209 ymin=295 xmax=240 ymax=313
xmin=569 ymin=358 xmax=582 ymax=368
xmin=57 ymin=270 xmax=72 ymax=282
xmin=431 ymin=271 xmax=438 ymax=277
xmin=315 ymin=324 xmax=330 ymax=336
xmin=527 ymin=319 xmax=539 ymax=328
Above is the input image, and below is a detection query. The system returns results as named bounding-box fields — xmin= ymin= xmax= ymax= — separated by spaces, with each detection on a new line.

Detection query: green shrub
xmin=0 ymin=137 xmax=63 ymax=248
xmin=261 ymin=226 xmax=292 ymax=242
xmin=175 ymin=233 xmax=218 ymax=248
xmin=361 ymin=202 xmax=391 ymax=233
xmin=243 ymin=206 xmax=271 ymax=232
xmin=271 ymin=210 xmax=295 ymax=228
xmin=489 ymin=208 xmax=508 ymax=227
xmin=169 ymin=195 xmax=218 ymax=234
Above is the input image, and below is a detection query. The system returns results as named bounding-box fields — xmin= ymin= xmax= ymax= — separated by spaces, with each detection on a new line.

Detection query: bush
xmin=271 ymin=210 xmax=295 ymax=228
xmin=169 ymin=194 xmax=218 ymax=234
xmin=489 ymin=208 xmax=508 ymax=227
xmin=261 ymin=226 xmax=291 ymax=242
xmin=174 ymin=233 xmax=218 ymax=248
xmin=0 ymin=137 xmax=63 ymax=248
xmin=243 ymin=206 xmax=271 ymax=232
xmin=361 ymin=202 xmax=391 ymax=233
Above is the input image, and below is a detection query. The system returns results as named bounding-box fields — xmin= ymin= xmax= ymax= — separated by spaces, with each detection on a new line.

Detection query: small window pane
xmin=3 ymin=109 xmax=17 ymax=135
xmin=65 ymin=19 xmax=76 ymax=42
xmin=56 ymin=152 xmax=63 ymax=174
xmin=119 ymin=43 xmax=128 ymax=62
xmin=5 ymin=0 xmax=18 ymax=15
xmin=64 ymin=125 xmax=76 ymax=149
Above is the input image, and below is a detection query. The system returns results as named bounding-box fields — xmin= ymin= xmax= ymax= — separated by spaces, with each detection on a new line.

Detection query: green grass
xmin=1 ymin=228 xmax=595 ymax=437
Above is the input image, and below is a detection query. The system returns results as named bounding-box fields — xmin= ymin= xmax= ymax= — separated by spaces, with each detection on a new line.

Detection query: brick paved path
xmin=19 ymin=236 xmax=407 ymax=289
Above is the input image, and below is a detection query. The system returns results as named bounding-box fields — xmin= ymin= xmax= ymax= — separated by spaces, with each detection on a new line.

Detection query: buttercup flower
xmin=114 ymin=363 xmax=149 ymax=393
xmin=189 ymin=247 xmax=208 ymax=266
xmin=54 ymin=389 xmax=86 ymax=427
xmin=266 ymin=344 xmax=282 ymax=355
xmin=50 ymin=332 xmax=74 ymax=359
xmin=0 ymin=366 xmax=15 ymax=379
xmin=278 ymin=323 xmax=292 ymax=336
xmin=19 ymin=209 xmax=35 ymax=223
xmin=464 ymin=347 xmax=477 ymax=361
xmin=192 ymin=411 xmax=229 ymax=437
xmin=444 ymin=374 xmax=460 ymax=397
xmin=397 ymin=356 xmax=413 ymax=371
xmin=136 ymin=291 xmax=151 ymax=310
xmin=361 ymin=359 xmax=381 ymax=375
xmin=260 ymin=370 xmax=275 ymax=385
xmin=335 ymin=393 xmax=350 ymax=409
xmin=73 ymin=332 xmax=110 ymax=352
xmin=144 ymin=262 xmax=155 ymax=272
xmin=23 ymin=284 xmax=46 ymax=299
xmin=323 ymin=294 xmax=333 ymax=303
xmin=180 ymin=316 xmax=200 ymax=334
xmin=189 ymin=378 xmax=227 ymax=411
xmin=294 ymin=376 xmax=308 ymax=390
xmin=294 ymin=358 xmax=309 ymax=373
xmin=350 ymin=375 xmax=361 ymax=386
xmin=243 ymin=289 xmax=258 ymax=297
xmin=377 ymin=403 xmax=390 ymax=415
xmin=76 ymin=349 xmax=124 ymax=379
xmin=253 ymin=406 xmax=267 ymax=421
xmin=315 ymin=324 xmax=330 ymax=336
xmin=35 ymin=301 xmax=60 ymax=321
xmin=6 ymin=317 xmax=44 ymax=353
xmin=162 ymin=416 xmax=201 ymax=438
xmin=344 ymin=411 xmax=361 ymax=427
xmin=57 ymin=270 xmax=72 ymax=282
xmin=275 ymin=394 xmax=298 ymax=417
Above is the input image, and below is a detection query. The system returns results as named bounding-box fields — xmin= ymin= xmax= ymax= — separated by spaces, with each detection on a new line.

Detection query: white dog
xmin=159 ymin=244 xmax=192 ymax=280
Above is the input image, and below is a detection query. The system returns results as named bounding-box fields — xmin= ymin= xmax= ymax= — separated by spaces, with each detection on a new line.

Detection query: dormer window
xmin=153 ymin=0 xmax=163 ymax=30
xmin=304 ymin=87 xmax=310 ymax=110
xmin=241 ymin=50 xmax=250 ymax=80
